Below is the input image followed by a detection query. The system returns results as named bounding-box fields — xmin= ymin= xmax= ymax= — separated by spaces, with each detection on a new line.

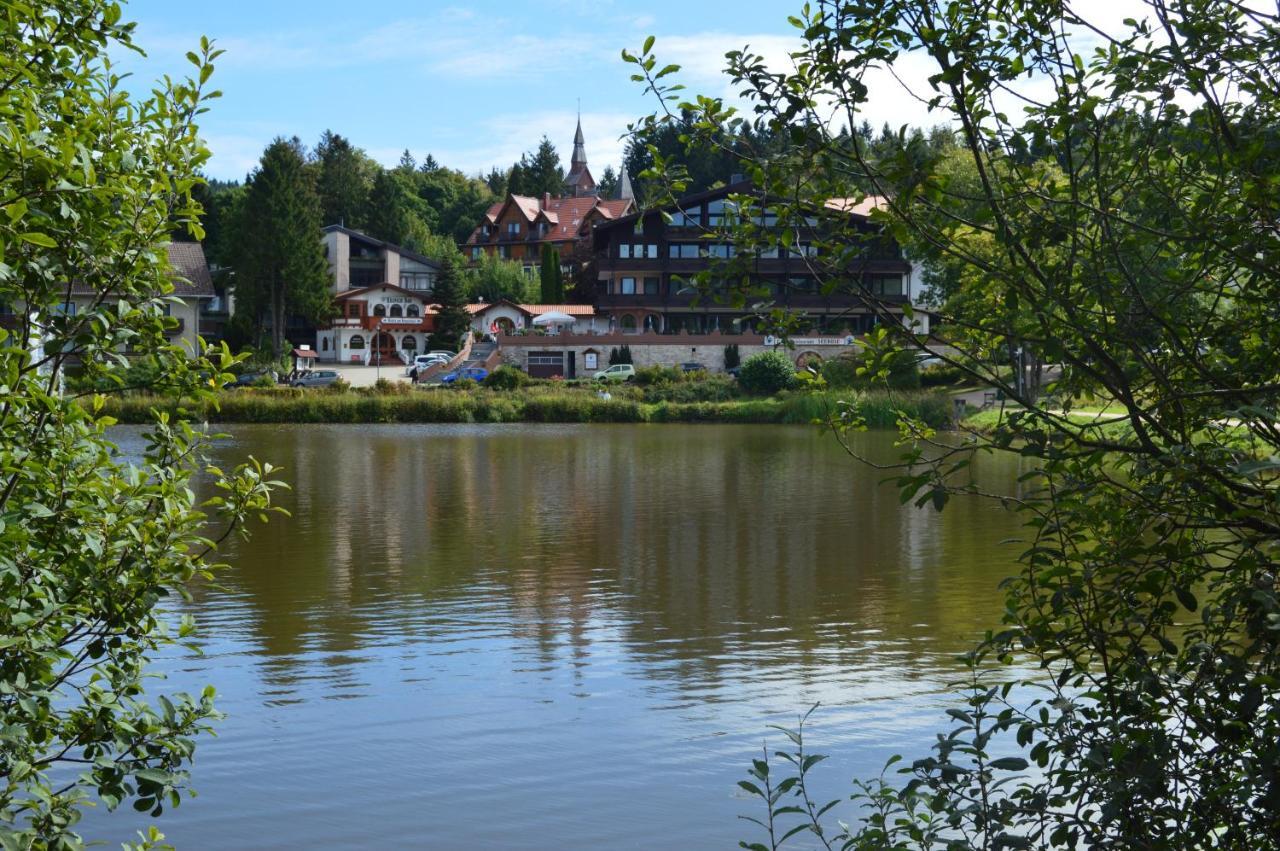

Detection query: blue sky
xmin=117 ymin=0 xmax=1152 ymax=182
xmin=117 ymin=0 xmax=823 ymax=181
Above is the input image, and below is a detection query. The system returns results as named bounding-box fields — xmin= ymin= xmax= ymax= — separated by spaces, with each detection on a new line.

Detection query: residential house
xmin=0 ymin=242 xmax=217 ymax=358
xmin=464 ymin=118 xmax=634 ymax=271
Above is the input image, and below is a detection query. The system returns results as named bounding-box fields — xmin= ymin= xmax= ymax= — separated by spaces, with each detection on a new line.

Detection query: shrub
xmin=634 ymin=364 xmax=684 ymax=386
xmin=449 ymin=378 xmax=479 ymax=391
xmin=484 ymin=365 xmax=529 ymax=390
xmin=326 ymin=378 xmax=351 ymax=394
xmin=821 ymin=348 xmax=920 ymax=390
xmin=919 ymin=362 xmax=966 ymax=387
xmin=738 ymin=350 xmax=797 ymax=395
xmin=251 ymin=373 xmax=277 ymax=389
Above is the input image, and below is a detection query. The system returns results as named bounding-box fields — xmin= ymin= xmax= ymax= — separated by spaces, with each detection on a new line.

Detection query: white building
xmin=315 ymin=226 xmax=442 ymax=364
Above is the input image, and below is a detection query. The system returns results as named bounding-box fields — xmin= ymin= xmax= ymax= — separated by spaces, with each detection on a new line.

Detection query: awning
xmin=293 ymin=348 xmax=319 ymax=359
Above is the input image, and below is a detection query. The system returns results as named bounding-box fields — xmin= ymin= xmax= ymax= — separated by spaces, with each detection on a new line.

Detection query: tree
xmin=233 ymin=139 xmax=331 ymax=359
xmin=629 ymin=1 xmax=1280 ymax=846
xmin=737 ymin=351 xmax=796 ymax=395
xmin=539 ymin=243 xmax=564 ymax=303
xmin=431 ymin=253 xmax=471 ymax=351
xmin=0 ymin=5 xmax=282 ymax=845
xmin=507 ymin=137 xmax=564 ymax=197
xmin=364 ymin=169 xmax=411 ymax=245
xmin=484 ymin=166 xmax=508 ymax=196
xmin=467 ymin=253 xmax=535 ymax=304
xmin=313 ymin=130 xmax=372 ymax=228
xmin=597 ymin=165 xmax=620 ymax=198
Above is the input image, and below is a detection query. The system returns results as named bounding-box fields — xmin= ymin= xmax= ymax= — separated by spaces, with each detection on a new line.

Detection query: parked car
xmin=405 ymin=353 xmax=451 ymax=376
xmin=595 ymin=364 xmax=636 ymax=383
xmin=680 ymin=362 xmax=706 ymax=374
xmin=228 ymin=371 xmax=269 ymax=388
xmin=440 ymin=367 xmax=488 ymax=384
xmin=291 ymin=370 xmax=340 ymax=388
xmin=426 ymin=350 xmax=456 ymax=361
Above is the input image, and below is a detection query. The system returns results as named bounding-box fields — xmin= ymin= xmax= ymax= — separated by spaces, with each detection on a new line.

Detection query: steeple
xmin=618 ymin=166 xmax=634 ymax=201
xmin=564 ymin=105 xmax=596 ymax=196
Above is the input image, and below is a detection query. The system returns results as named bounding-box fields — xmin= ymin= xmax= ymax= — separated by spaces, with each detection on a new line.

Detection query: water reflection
xmin=90 ymin=424 xmax=1027 ymax=850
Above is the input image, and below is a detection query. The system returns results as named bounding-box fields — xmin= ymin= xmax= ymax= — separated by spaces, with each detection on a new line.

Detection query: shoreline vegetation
xmin=89 ymin=384 xmax=956 ymax=428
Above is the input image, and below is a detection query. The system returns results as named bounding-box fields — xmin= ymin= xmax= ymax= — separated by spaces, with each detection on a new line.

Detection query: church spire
xmin=564 ymin=105 xmax=596 ymax=196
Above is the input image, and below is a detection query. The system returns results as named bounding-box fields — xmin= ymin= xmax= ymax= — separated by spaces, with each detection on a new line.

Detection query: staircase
xmin=462 ymin=341 xmax=497 ymax=369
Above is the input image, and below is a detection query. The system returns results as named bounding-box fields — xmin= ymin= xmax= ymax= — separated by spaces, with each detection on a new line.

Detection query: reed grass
xmin=92 ymin=386 xmax=955 ymax=428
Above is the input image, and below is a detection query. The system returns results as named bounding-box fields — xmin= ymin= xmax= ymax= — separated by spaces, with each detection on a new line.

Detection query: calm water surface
xmin=86 ymin=424 xmax=1029 ymax=849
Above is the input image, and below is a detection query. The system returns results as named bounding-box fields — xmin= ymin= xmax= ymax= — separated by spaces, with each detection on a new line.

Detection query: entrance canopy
xmin=532 ymin=311 xmax=575 ymax=326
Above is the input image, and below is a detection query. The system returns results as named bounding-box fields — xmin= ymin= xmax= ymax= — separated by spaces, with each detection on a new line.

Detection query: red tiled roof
xmin=463 ymin=302 xmax=597 ymax=317
xmin=823 ymin=196 xmax=888 ymax=217
xmin=464 ymin=194 xmax=634 ymax=245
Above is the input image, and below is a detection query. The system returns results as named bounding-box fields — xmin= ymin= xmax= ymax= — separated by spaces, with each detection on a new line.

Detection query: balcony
xmin=498 ymin=230 xmax=523 ymax=243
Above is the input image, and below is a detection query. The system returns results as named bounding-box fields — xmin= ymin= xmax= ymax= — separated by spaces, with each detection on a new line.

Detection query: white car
xmin=405 ymin=353 xmax=451 ymax=376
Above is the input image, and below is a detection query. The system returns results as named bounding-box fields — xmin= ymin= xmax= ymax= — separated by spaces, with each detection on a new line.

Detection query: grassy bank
xmin=92 ymin=386 xmax=955 ymax=428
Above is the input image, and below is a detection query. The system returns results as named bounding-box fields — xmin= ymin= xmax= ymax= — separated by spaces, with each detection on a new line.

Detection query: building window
xmin=643 ymin=314 xmax=659 ymax=332
xmin=668 ymin=243 xmax=701 ymax=259
xmin=620 ymin=314 xmax=638 ymax=332
xmin=506 ymin=222 xmax=520 ymax=235
xmin=389 ymin=304 xmax=403 ymax=318
xmin=671 ymin=210 xmax=702 ymax=227
xmin=346 ymin=303 xmax=362 ymax=318
xmin=708 ymin=244 xmax=736 ymax=258
xmin=791 ymin=243 xmax=817 ymax=258
xmin=471 ymin=247 xmax=483 ymax=260
xmin=402 ymin=335 xmax=417 ymax=350
xmin=407 ymin=304 xmax=420 ymax=317
xmin=322 ymin=337 xmax=329 ymax=351
xmin=867 ymin=275 xmax=903 ymax=296
xmin=707 ymin=199 xmax=738 ymax=227
xmin=619 ymin=277 xmax=636 ymax=295
xmin=374 ymin=304 xmax=386 ymax=317
xmin=643 ymin=277 xmax=660 ymax=295
xmin=498 ymin=245 xmax=510 ymax=259
xmin=619 ymin=244 xmax=658 ymax=259
xmin=349 ymin=334 xmax=365 ymax=350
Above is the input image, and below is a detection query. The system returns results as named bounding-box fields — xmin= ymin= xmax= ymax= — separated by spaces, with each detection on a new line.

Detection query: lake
xmin=85 ymin=423 xmax=1028 ymax=849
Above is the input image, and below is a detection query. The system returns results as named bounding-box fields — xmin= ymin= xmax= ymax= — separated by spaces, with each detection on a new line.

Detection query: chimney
xmin=543 ymin=192 xmax=551 ymax=208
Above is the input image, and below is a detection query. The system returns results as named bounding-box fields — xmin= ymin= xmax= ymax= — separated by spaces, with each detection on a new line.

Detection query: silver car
xmin=291 ymin=370 xmax=340 ymax=388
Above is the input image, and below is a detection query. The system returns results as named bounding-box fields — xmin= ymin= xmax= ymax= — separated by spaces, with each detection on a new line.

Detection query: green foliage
xmin=232 ymin=138 xmax=330 ymax=359
xmin=483 ymin=365 xmax=529 ymax=390
xmin=820 ymin=345 xmax=919 ymax=390
xmin=430 ymin=254 xmax=471 ymax=351
xmin=633 ymin=365 xmax=685 ymax=386
xmin=738 ymin=351 xmax=796 ymax=395
xmin=724 ymin=344 xmax=741 ymax=370
xmin=313 ymin=130 xmax=375 ymax=229
xmin=507 ymin=136 xmax=565 ymax=197
xmin=467 ymin=252 xmax=536 ymax=303
xmin=919 ymin=362 xmax=965 ymax=388
xmin=629 ymin=1 xmax=1280 ymax=846
xmin=539 ymin=243 xmax=564 ymax=303
xmin=364 ymin=168 xmax=412 ymax=245
xmin=0 ymin=6 xmax=284 ymax=844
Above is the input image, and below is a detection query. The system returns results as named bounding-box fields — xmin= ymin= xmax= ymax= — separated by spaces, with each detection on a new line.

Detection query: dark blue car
xmin=441 ymin=367 xmax=488 ymax=384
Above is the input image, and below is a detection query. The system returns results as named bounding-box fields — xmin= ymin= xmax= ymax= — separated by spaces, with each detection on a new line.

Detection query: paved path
xmin=329 ymin=364 xmax=412 ymax=387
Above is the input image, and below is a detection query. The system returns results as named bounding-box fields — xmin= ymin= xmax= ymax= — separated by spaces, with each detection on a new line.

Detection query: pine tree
xmin=397 ymin=149 xmax=417 ymax=173
xmin=484 ymin=166 xmax=508 ymax=196
xmin=365 ymin=169 xmax=410 ymax=245
xmin=431 ymin=253 xmax=471 ymax=351
xmin=508 ymin=137 xmax=564 ymax=197
xmin=233 ymin=138 xmax=331 ymax=359
xmin=597 ymin=165 xmax=619 ymax=198
xmin=314 ymin=130 xmax=371 ymax=228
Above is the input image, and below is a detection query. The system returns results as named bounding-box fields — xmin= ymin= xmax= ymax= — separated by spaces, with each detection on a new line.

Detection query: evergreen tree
xmin=233 ymin=138 xmax=330 ymax=359
xmin=419 ymin=153 xmax=440 ymax=173
xmin=597 ymin=165 xmax=619 ymax=198
xmin=508 ymin=137 xmax=564 ymax=197
xmin=484 ymin=166 xmax=508 ymax=196
xmin=314 ymin=130 xmax=371 ymax=228
xmin=539 ymin=243 xmax=564 ymax=303
xmin=431 ymin=253 xmax=471 ymax=351
xmin=364 ymin=169 xmax=411 ymax=245
xmin=396 ymin=149 xmax=417 ymax=173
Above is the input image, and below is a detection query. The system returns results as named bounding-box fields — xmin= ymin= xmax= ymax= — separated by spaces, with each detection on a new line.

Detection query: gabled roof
xmin=322 ymin=224 xmax=443 ymax=270
xmin=333 ymin=283 xmax=434 ymax=301
xmin=464 ymin=300 xmax=597 ymax=317
xmin=67 ymin=242 xmax=216 ymax=298
xmin=464 ymin=194 xmax=635 ymax=246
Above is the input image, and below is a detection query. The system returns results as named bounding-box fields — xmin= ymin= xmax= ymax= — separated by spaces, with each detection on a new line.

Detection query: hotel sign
xmin=380 ymin=317 xmax=421 ymax=325
xmin=764 ymin=335 xmax=855 ymax=346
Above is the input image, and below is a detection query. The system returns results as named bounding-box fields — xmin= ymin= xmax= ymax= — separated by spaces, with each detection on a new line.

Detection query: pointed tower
xmin=564 ymin=112 xmax=596 ymax=196
xmin=617 ymin=165 xmax=635 ymax=201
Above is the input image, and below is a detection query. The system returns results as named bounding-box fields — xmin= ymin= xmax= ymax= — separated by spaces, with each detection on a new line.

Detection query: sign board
xmin=764 ymin=335 xmax=855 ymax=347
xmin=584 ymin=352 xmax=598 ymax=370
